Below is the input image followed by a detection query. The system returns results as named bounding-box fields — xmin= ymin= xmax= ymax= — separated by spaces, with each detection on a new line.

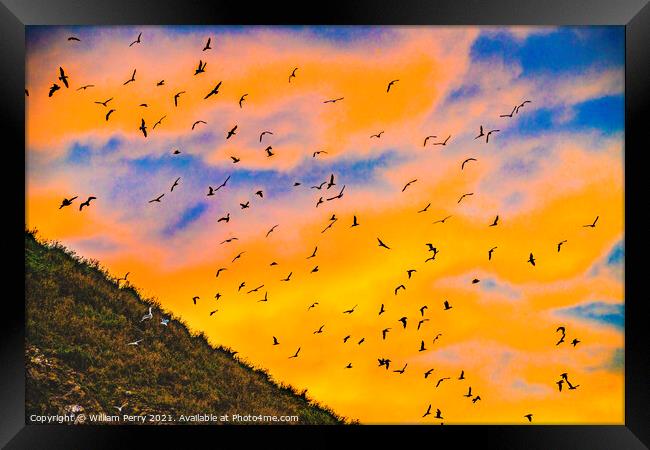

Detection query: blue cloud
xmin=470 ymin=27 xmax=624 ymax=76
xmin=606 ymin=240 xmax=624 ymax=266
xmin=558 ymin=301 xmax=624 ymax=329
xmin=162 ymin=202 xmax=208 ymax=237
xmin=572 ymin=95 xmax=624 ymax=133
xmin=479 ymin=278 xmax=520 ymax=299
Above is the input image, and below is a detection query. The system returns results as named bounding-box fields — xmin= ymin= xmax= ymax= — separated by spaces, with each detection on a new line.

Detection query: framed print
xmin=2 ymin=0 xmax=649 ymax=448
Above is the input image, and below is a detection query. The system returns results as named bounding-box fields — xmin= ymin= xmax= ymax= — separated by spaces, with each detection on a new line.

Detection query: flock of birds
xmin=40 ymin=31 xmax=600 ymax=423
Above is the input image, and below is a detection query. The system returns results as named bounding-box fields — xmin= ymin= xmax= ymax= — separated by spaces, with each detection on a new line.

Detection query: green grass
xmin=25 ymin=229 xmax=349 ymax=425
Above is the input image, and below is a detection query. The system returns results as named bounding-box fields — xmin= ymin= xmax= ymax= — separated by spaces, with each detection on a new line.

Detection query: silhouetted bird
xmin=458 ymin=193 xmax=473 ymax=203
xmin=351 ymin=215 xmax=360 ymax=227
xmin=528 ymin=252 xmax=536 ymax=266
xmin=58 ymin=67 xmax=69 ymax=88
xmin=419 ymin=305 xmax=427 ymax=316
xmin=170 ymin=177 xmax=180 ymax=192
xmin=343 ymin=304 xmax=357 ymax=314
xmin=192 ymin=120 xmax=207 ymax=130
xmin=461 ymin=158 xmax=477 ymax=170
xmin=490 ymin=215 xmax=499 ymax=226
xmin=194 ymin=60 xmax=207 ymax=75
xmin=464 ymin=386 xmax=473 ymax=397
xmin=174 ymin=91 xmax=185 ymax=106
xmin=571 ymin=338 xmax=581 ymax=347
xmin=432 ymin=135 xmax=451 ymax=146
xmin=148 ymin=194 xmax=164 ymax=203
xmin=105 ymin=109 xmax=116 ymax=121
xmin=407 ymin=269 xmax=417 ymax=279
xmin=204 ymin=82 xmax=222 ymax=99
xmin=226 ymin=125 xmax=238 ymax=139
xmin=459 ymin=370 xmax=465 ymax=380
xmin=395 ymin=285 xmax=406 ymax=295
xmin=59 ymin=196 xmax=78 ymax=209
xmin=488 ymin=246 xmax=497 ymax=260
xmin=139 ymin=118 xmax=147 ymax=137
xmin=475 ymin=125 xmax=485 ymax=140
xmin=370 ymin=131 xmax=384 ymax=139
xmin=524 ymin=414 xmax=533 ymax=422
xmin=281 ymin=272 xmax=292 ymax=282
xmin=377 ymin=238 xmax=390 ymax=249
xmin=288 ymin=67 xmax=298 ymax=83
xmin=324 ymin=97 xmax=344 ymax=104
xmin=378 ymin=304 xmax=385 ymax=315
xmin=49 ymin=83 xmax=60 ymax=97
xmin=583 ymin=216 xmax=599 ymax=228
xmin=192 ymin=296 xmax=199 ymax=305
xmin=218 ymin=213 xmax=230 ymax=223
xmin=435 ymin=409 xmax=443 ymax=419
xmin=486 ymin=129 xmax=500 ymax=143
xmin=423 ymin=404 xmax=432 ymax=417
xmin=314 ymin=324 xmax=325 ymax=334
xmin=266 ymin=224 xmax=279 ymax=237
xmin=239 ymin=94 xmax=248 ymax=108
xmin=265 ymin=146 xmax=274 ymax=157
xmin=273 ymin=336 xmax=279 ymax=345
xmin=557 ymin=240 xmax=567 ymax=252
xmin=399 ymin=317 xmax=408 ymax=328
xmin=79 ymin=196 xmax=96 ymax=211
xmin=402 ymin=179 xmax=417 ymax=192
xmin=557 ymin=380 xmax=564 ymax=392
xmin=123 ymin=69 xmax=136 ymax=85
xmin=129 ymin=32 xmax=142 ymax=47
xmin=68 ymin=36 xmax=81 ymax=41
xmin=443 ymin=300 xmax=452 ymax=310
xmin=423 ymin=135 xmax=437 ymax=146
xmin=419 ymin=340 xmax=426 ymax=351
xmin=382 ymin=328 xmax=391 ymax=340
xmin=255 ymin=190 xmax=263 ymax=198
xmin=393 ymin=363 xmax=407 ymax=374
xmin=289 ymin=347 xmax=301 ymax=359
xmin=259 ymin=131 xmax=273 ymax=142
xmin=500 ymin=106 xmax=516 ymax=118
xmin=433 ymin=215 xmax=452 ymax=224
xmin=436 ymin=377 xmax=450 ymax=388
xmin=387 ymin=79 xmax=399 ymax=92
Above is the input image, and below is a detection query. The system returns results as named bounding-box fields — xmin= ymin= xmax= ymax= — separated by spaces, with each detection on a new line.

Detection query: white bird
xmin=127 ymin=339 xmax=143 ymax=346
xmin=114 ymin=402 xmax=128 ymax=412
xmin=140 ymin=307 xmax=153 ymax=322
xmin=160 ymin=318 xmax=169 ymax=326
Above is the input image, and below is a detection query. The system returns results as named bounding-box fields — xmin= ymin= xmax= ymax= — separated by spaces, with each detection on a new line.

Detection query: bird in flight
xmin=288 ymin=67 xmax=298 ymax=83
xmin=129 ymin=32 xmax=142 ymax=47
xmin=95 ymin=97 xmax=113 ymax=107
xmin=265 ymin=146 xmax=274 ymax=157
xmin=557 ymin=240 xmax=567 ymax=252
xmin=192 ymin=120 xmax=207 ymax=130
xmin=382 ymin=328 xmax=391 ymax=340
xmin=238 ymin=282 xmax=246 ymax=292
xmin=528 ymin=252 xmax=536 ymax=266
xmin=321 ymin=219 xmax=337 ymax=233
xmin=174 ymin=91 xmax=185 ymax=107
xmin=58 ymin=67 xmax=69 ymax=88
xmin=422 ymin=404 xmax=432 ymax=417
xmin=343 ymin=304 xmax=358 ymax=314
xmin=231 ymin=251 xmax=245 ymax=263
xmin=349 ymin=215 xmax=360 ymax=228
xmin=272 ymin=336 xmax=279 ymax=345
xmin=76 ymin=84 xmax=94 ymax=91
xmin=516 ymin=100 xmax=532 ymax=114
xmin=326 ymin=185 xmax=345 ymax=201
xmin=462 ymin=158 xmax=477 ymax=170
xmin=194 ymin=59 xmax=207 ymax=75
xmin=215 ymin=175 xmax=230 ymax=191
xmin=436 ymin=377 xmax=451 ymax=388
xmin=488 ymin=246 xmax=497 ymax=260
xmin=464 ymin=386 xmax=473 ymax=397
xmin=67 ymin=36 xmax=81 ymax=41
xmin=209 ymin=309 xmax=218 ymax=316
xmin=201 ymin=36 xmax=212 ymax=50
xmin=259 ymin=131 xmax=273 ymax=142
xmin=583 ymin=216 xmax=599 ymax=228
xmin=423 ymin=135 xmax=437 ymax=146
xmin=258 ymin=292 xmax=269 ymax=303
xmin=173 ymin=149 xmax=181 ymax=155
xmin=377 ymin=238 xmax=391 ymax=249
xmin=567 ymin=380 xmax=580 ymax=390
xmin=79 ymin=196 xmax=96 ymax=211
xmin=326 ymin=173 xmax=336 ymax=189
xmin=157 ymin=80 xmax=165 ymax=86
xmin=387 ymin=79 xmax=399 ymax=92
xmin=556 ymin=380 xmax=564 ymax=392
xmin=226 ymin=125 xmax=238 ymax=139
xmin=313 ymin=150 xmax=328 ymax=158
xmin=486 ymin=129 xmax=500 ymax=143
xmin=204 ymin=82 xmax=222 ymax=99
xmin=216 ymin=268 xmax=227 ymax=277
xmin=240 ymin=201 xmax=250 ymax=209
xmin=307 ymin=246 xmax=318 ymax=259
xmin=170 ymin=177 xmax=181 ymax=192
xmin=419 ymin=305 xmax=427 ymax=316
xmin=418 ymin=340 xmax=427 ymax=352
xmin=433 ymin=215 xmax=452 ymax=224
xmin=238 ymin=94 xmax=248 ymax=108
xmin=148 ymin=193 xmax=164 ymax=203
xmin=435 ymin=409 xmax=443 ymax=419
xmin=220 ymin=237 xmax=238 ymax=244
xmin=289 ymin=347 xmax=301 ymax=359
xmin=311 ymin=182 xmax=326 ymax=190
xmin=398 ymin=317 xmax=408 ymax=329
xmin=127 ymin=339 xmax=143 ymax=346
xmin=192 ymin=296 xmax=199 ymax=305
xmin=255 ymin=190 xmax=263 ymax=198
xmin=500 ymin=106 xmax=516 ymax=118
xmin=266 ymin=224 xmax=279 ymax=237
xmin=393 ymin=363 xmax=407 ymax=374
xmin=489 ymin=215 xmax=499 ymax=226
xmin=406 ymin=269 xmax=417 ymax=280
xmin=475 ymin=125 xmax=485 ymax=140
xmin=140 ymin=306 xmax=153 ymax=322
xmin=459 ymin=370 xmax=465 ymax=380
xmin=218 ymin=213 xmax=230 ymax=223
xmin=424 ymin=369 xmax=434 ymax=379
xmin=402 ymin=179 xmax=417 ymax=192
xmin=458 ymin=193 xmax=474 ymax=203
xmin=472 ymin=278 xmax=481 ymax=284
xmin=571 ymin=338 xmax=581 ymax=347
xmin=153 ymin=115 xmax=166 ymax=129
xmin=307 ymin=302 xmax=319 ymax=311
xmin=281 ymin=272 xmax=292 ymax=282
xmin=313 ymin=324 xmax=325 ymax=334
xmin=230 ymin=156 xmax=241 ymax=164
xmin=49 ymin=83 xmax=60 ymax=97
xmin=370 ymin=131 xmax=384 ymax=139
xmin=418 ymin=203 xmax=431 ymax=213
xmin=472 ymin=396 xmax=481 ymax=404
xmin=432 ymin=135 xmax=451 ymax=146
xmin=378 ymin=304 xmax=386 ymax=315
xmin=324 ymin=97 xmax=344 ymax=104
xmin=139 ymin=118 xmax=147 ymax=137
xmin=524 ymin=414 xmax=533 ymax=422
xmin=123 ymin=69 xmax=136 ymax=85
xmin=395 ymin=285 xmax=406 ymax=295
xmin=105 ymin=109 xmax=116 ymax=121
xmin=443 ymin=300 xmax=452 ymax=310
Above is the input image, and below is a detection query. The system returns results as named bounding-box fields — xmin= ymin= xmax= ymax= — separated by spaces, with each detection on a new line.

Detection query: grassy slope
xmin=25 ymin=230 xmax=347 ymax=424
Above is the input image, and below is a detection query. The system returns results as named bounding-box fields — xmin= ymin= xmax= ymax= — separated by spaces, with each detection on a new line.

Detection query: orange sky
xmin=26 ymin=26 xmax=624 ymax=424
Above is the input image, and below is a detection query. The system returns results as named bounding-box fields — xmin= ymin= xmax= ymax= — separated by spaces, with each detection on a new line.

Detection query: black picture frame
xmin=3 ymin=1 xmax=648 ymax=448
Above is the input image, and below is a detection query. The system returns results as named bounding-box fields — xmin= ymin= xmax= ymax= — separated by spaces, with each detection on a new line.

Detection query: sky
xmin=25 ymin=25 xmax=624 ymax=424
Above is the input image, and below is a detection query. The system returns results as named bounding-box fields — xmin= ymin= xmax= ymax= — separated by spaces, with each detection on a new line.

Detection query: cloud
xmin=557 ymin=301 xmax=624 ymax=329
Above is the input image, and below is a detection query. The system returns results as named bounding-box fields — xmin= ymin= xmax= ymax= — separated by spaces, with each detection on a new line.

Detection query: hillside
xmin=25 ymin=230 xmax=347 ymax=425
